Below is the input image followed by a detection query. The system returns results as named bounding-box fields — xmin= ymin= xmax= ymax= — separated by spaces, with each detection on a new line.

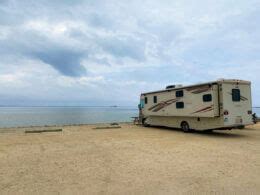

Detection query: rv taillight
xmin=248 ymin=110 xmax=252 ymax=114
xmin=224 ymin=110 xmax=229 ymax=115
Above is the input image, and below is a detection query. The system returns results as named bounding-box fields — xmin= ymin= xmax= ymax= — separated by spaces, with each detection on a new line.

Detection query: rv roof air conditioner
xmin=166 ymin=85 xmax=175 ymax=89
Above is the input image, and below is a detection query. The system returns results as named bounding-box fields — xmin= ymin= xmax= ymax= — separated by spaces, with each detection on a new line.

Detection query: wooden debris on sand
xmin=25 ymin=129 xmax=62 ymax=133
xmin=93 ymin=125 xmax=121 ymax=130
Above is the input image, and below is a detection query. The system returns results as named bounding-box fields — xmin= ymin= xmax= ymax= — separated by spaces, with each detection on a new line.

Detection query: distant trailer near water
xmin=139 ymin=79 xmax=253 ymax=132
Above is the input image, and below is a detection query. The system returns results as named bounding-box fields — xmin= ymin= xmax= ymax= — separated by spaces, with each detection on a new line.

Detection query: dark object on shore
xmin=131 ymin=116 xmax=140 ymax=125
xmin=252 ymin=113 xmax=258 ymax=124
xmin=110 ymin=105 xmax=118 ymax=108
xmin=93 ymin=126 xmax=121 ymax=130
xmin=110 ymin=123 xmax=119 ymax=126
xmin=25 ymin=129 xmax=63 ymax=133
xmin=237 ymin=125 xmax=245 ymax=129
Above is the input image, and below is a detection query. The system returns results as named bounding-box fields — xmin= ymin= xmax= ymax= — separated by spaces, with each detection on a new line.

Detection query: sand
xmin=0 ymin=123 xmax=259 ymax=194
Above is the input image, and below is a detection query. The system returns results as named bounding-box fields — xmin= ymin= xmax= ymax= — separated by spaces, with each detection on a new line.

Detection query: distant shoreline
xmin=0 ymin=105 xmax=259 ymax=108
xmin=0 ymin=105 xmax=138 ymax=108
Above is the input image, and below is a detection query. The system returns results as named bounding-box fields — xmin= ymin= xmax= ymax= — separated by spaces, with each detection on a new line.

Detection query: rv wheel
xmin=181 ymin=122 xmax=190 ymax=133
xmin=142 ymin=118 xmax=149 ymax=127
xmin=204 ymin=129 xmax=213 ymax=133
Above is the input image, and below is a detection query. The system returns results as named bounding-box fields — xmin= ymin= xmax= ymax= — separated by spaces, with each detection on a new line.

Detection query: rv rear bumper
xmin=223 ymin=122 xmax=254 ymax=129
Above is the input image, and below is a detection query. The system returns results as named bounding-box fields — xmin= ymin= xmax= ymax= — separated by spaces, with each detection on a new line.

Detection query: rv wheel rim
xmin=182 ymin=123 xmax=189 ymax=131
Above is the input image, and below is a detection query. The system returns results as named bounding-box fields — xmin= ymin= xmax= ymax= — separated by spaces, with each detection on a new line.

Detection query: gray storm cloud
xmin=0 ymin=0 xmax=147 ymax=77
xmin=32 ymin=49 xmax=86 ymax=77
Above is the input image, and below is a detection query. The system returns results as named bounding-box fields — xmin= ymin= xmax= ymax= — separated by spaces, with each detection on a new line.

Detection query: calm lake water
xmin=0 ymin=107 xmax=138 ymax=128
xmin=0 ymin=107 xmax=259 ymax=128
xmin=253 ymin=107 xmax=260 ymax=116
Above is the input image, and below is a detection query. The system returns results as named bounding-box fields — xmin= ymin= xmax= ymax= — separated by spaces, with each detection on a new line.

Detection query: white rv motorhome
xmin=139 ymin=79 xmax=253 ymax=132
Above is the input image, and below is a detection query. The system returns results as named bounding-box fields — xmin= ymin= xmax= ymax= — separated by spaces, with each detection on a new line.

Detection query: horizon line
xmin=0 ymin=105 xmax=259 ymax=108
xmin=0 ymin=105 xmax=137 ymax=108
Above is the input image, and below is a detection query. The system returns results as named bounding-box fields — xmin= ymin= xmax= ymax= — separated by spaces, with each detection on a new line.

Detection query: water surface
xmin=0 ymin=106 xmax=138 ymax=128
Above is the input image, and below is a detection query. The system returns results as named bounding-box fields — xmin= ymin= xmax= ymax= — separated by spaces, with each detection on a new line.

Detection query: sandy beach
xmin=0 ymin=123 xmax=259 ymax=194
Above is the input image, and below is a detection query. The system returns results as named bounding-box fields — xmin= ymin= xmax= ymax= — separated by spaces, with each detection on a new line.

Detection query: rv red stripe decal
xmin=186 ymin=85 xmax=211 ymax=94
xmin=228 ymin=92 xmax=248 ymax=101
xmin=148 ymin=98 xmax=179 ymax=112
xmin=148 ymin=98 xmax=176 ymax=111
xmin=186 ymin=85 xmax=209 ymax=91
xmin=148 ymin=103 xmax=163 ymax=111
xmin=200 ymin=108 xmax=214 ymax=113
xmin=153 ymin=99 xmax=179 ymax=112
xmin=191 ymin=105 xmax=213 ymax=114
xmin=240 ymin=96 xmax=248 ymax=101
xmin=191 ymin=88 xmax=211 ymax=94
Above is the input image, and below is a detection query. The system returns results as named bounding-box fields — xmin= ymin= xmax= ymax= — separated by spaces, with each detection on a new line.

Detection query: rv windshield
xmin=140 ymin=99 xmax=145 ymax=108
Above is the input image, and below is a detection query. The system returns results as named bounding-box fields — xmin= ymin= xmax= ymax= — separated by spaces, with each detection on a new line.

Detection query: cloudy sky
xmin=0 ymin=0 xmax=259 ymax=106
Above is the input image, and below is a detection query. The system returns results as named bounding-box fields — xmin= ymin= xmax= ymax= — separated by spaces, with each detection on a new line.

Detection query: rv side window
xmin=232 ymin=89 xmax=240 ymax=102
xmin=176 ymin=90 xmax=183 ymax=97
xmin=203 ymin=94 xmax=212 ymax=102
xmin=176 ymin=102 xmax=184 ymax=109
xmin=153 ymin=96 xmax=157 ymax=103
xmin=145 ymin=97 xmax=148 ymax=104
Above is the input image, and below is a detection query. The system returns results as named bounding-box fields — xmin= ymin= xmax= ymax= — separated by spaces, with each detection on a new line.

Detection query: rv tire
xmin=181 ymin=121 xmax=190 ymax=133
xmin=204 ymin=129 xmax=213 ymax=133
xmin=237 ymin=125 xmax=245 ymax=129
xmin=142 ymin=118 xmax=149 ymax=127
